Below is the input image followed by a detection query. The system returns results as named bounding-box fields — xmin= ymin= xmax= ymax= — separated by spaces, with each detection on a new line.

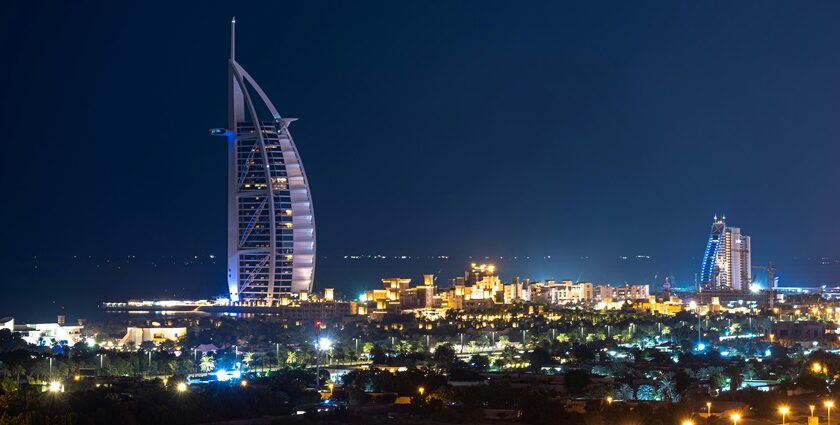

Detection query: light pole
xmin=730 ymin=413 xmax=740 ymax=425
xmin=826 ymin=400 xmax=835 ymax=425
xmin=682 ymin=421 xmax=694 ymax=425
xmin=811 ymin=405 xmax=816 ymax=417
xmin=315 ymin=337 xmax=332 ymax=390
xmin=779 ymin=406 xmax=789 ymax=425
xmin=706 ymin=401 xmax=712 ymax=417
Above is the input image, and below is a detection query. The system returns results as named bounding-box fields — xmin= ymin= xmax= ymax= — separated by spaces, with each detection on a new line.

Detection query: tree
xmin=199 ymin=355 xmax=215 ymax=373
xmin=242 ymin=352 xmax=254 ymax=370
xmin=433 ymin=343 xmax=456 ymax=368
xmin=468 ymin=354 xmax=489 ymax=371
xmin=528 ymin=347 xmax=553 ymax=372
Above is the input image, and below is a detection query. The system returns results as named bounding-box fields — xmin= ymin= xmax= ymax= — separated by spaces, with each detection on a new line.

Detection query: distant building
xmin=0 ymin=317 xmax=13 ymax=332
xmin=598 ymin=284 xmax=650 ymax=302
xmin=13 ymin=320 xmax=83 ymax=346
xmin=771 ymin=321 xmax=826 ymax=343
xmin=699 ymin=215 xmax=751 ymax=291
xmin=212 ymin=19 xmax=316 ymax=302
xmin=120 ymin=327 xmax=187 ymax=346
xmin=532 ymin=281 xmax=594 ymax=304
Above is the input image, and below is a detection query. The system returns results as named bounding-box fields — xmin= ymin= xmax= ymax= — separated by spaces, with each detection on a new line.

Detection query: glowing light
xmin=696 ymin=343 xmax=706 ymax=351
xmin=216 ymin=370 xmax=232 ymax=382
xmin=240 ymin=380 xmax=248 ymax=387
xmin=749 ymin=283 xmax=760 ymax=294
xmin=48 ymin=381 xmax=62 ymax=393
xmin=176 ymin=382 xmax=188 ymax=392
xmin=318 ymin=337 xmax=333 ymax=351
xmin=813 ymin=362 xmax=823 ymax=373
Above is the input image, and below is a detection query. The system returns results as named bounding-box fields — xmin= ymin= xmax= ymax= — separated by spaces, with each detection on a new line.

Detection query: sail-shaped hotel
xmin=212 ymin=19 xmax=316 ymax=302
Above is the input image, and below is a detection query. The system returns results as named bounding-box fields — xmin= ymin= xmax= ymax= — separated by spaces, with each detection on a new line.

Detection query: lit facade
xmin=213 ymin=19 xmax=316 ymax=302
xmin=698 ymin=216 xmax=751 ymax=291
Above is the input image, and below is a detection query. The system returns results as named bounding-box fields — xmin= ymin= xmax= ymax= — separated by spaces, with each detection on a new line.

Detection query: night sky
xmin=3 ymin=2 xmax=840 ymax=319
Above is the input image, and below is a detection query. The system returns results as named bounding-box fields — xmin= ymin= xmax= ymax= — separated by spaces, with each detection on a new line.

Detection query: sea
xmin=2 ymin=255 xmax=838 ymax=323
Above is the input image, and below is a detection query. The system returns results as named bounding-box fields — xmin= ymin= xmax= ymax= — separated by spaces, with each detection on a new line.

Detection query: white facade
xmin=214 ymin=20 xmax=316 ymax=302
xmin=716 ymin=227 xmax=751 ymax=291
xmin=119 ymin=327 xmax=187 ymax=346
xmin=14 ymin=322 xmax=83 ymax=346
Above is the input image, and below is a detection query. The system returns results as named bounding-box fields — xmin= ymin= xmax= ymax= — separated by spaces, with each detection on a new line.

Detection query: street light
xmin=706 ymin=401 xmax=712 ymax=417
xmin=779 ymin=406 xmax=790 ymax=425
xmin=826 ymin=400 xmax=835 ymax=425
xmin=682 ymin=421 xmax=694 ymax=425
xmin=418 ymin=386 xmax=425 ymax=397
xmin=730 ymin=413 xmax=741 ymax=425
xmin=176 ymin=382 xmax=188 ymax=393
xmin=315 ymin=337 xmax=333 ymax=390
xmin=48 ymin=381 xmax=62 ymax=393
xmin=606 ymin=396 xmax=613 ymax=405
xmin=811 ymin=405 xmax=816 ymax=417
xmin=240 ymin=380 xmax=248 ymax=387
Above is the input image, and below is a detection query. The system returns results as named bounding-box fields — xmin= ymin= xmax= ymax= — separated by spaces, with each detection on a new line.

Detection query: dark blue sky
xmin=2 ymin=2 xmax=840 ymax=315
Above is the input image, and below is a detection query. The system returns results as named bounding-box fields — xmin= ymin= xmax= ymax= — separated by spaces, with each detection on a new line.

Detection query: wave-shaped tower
xmin=212 ymin=18 xmax=316 ymax=302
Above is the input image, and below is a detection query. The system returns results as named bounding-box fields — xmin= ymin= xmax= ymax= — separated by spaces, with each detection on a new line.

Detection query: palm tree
xmin=199 ymin=355 xmax=215 ymax=373
xmin=658 ymin=374 xmax=679 ymax=401
xmin=242 ymin=352 xmax=254 ymax=370
xmin=11 ymin=365 xmax=25 ymax=389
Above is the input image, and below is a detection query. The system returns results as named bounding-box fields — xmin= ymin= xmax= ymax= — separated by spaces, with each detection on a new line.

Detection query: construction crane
xmin=752 ymin=262 xmax=777 ymax=307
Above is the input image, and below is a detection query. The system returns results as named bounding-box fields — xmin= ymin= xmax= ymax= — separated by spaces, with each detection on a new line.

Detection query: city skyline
xmin=5 ymin=5 xmax=840 ymax=424
xmin=4 ymin=3 xmax=840 ymax=314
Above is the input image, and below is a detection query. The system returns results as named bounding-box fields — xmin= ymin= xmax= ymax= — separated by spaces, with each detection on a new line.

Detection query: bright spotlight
xmin=176 ymin=382 xmax=188 ymax=392
xmin=318 ymin=337 xmax=333 ymax=351
xmin=48 ymin=381 xmax=62 ymax=393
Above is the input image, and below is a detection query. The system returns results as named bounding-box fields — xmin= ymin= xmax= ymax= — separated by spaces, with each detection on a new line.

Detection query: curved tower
xmin=698 ymin=215 xmax=725 ymax=290
xmin=212 ymin=19 xmax=316 ymax=302
xmin=698 ymin=215 xmax=751 ymax=292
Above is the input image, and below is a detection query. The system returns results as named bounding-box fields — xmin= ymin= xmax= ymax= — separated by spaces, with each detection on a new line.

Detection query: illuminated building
xmin=11 ymin=319 xmax=84 ymax=346
xmin=597 ymin=284 xmax=650 ymax=302
xmin=120 ymin=326 xmax=187 ymax=346
xmin=698 ymin=215 xmax=751 ymax=291
xmin=212 ymin=19 xmax=316 ymax=302
xmin=531 ymin=280 xmax=594 ymax=304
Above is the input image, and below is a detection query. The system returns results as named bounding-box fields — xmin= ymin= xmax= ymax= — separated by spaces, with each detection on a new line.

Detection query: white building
xmin=14 ymin=322 xmax=84 ymax=346
xmin=119 ymin=326 xmax=187 ymax=346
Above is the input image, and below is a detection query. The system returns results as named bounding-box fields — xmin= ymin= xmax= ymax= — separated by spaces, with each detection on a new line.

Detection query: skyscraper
xmin=698 ymin=215 xmax=751 ymax=291
xmin=212 ymin=19 xmax=316 ymax=302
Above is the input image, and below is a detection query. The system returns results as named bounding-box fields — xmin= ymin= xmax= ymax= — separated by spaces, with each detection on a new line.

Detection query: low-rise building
xmin=120 ymin=326 xmax=187 ymax=346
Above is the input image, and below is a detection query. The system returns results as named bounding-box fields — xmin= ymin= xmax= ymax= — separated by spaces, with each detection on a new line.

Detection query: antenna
xmin=230 ymin=17 xmax=236 ymax=60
